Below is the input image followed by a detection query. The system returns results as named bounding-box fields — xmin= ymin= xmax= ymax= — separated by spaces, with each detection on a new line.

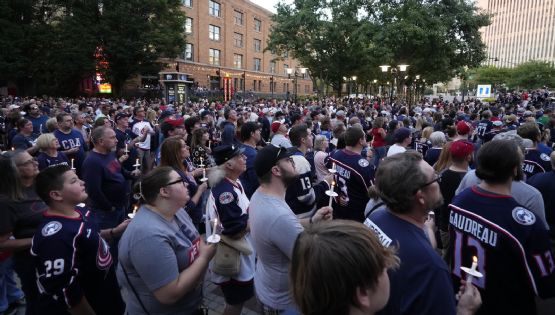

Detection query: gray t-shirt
xmin=117 ymin=206 xmax=202 ymax=315
xmin=249 ymin=190 xmax=303 ymax=310
xmin=455 ymin=169 xmax=549 ymax=229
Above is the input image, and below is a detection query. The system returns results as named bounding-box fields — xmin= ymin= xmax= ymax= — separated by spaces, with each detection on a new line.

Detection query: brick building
xmin=161 ymin=0 xmax=313 ymax=99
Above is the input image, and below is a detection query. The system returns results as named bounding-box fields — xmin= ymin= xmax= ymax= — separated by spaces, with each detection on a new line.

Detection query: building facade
xmin=477 ymin=0 xmax=555 ymax=67
xmin=166 ymin=0 xmax=312 ymax=99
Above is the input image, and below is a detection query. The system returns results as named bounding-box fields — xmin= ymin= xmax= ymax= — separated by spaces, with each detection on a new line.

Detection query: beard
xmin=428 ymin=194 xmax=444 ymax=211
xmin=278 ymin=165 xmax=298 ymax=188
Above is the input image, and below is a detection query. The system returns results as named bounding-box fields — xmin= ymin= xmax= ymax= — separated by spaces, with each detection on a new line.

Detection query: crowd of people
xmin=0 ymin=90 xmax=554 ymax=315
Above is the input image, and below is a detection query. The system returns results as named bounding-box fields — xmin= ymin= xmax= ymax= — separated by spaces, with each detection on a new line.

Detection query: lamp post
xmin=342 ymin=76 xmax=357 ymax=97
xmin=270 ymin=76 xmax=274 ymax=98
xmin=287 ymin=67 xmax=307 ymax=104
xmin=380 ymin=64 xmax=409 ymax=104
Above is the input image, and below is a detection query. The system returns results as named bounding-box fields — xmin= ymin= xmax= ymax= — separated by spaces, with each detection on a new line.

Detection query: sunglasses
xmin=164 ymin=178 xmax=186 ymax=187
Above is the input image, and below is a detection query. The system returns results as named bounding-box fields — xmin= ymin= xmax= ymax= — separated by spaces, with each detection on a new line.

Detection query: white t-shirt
xmin=132 ymin=121 xmax=153 ymax=150
xmin=387 ymin=144 xmax=407 ymax=157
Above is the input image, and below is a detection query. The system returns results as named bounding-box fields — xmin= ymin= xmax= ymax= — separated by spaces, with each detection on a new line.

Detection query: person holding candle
xmin=114 ymin=112 xmax=145 ymax=173
xmin=117 ymin=166 xmax=216 ymax=314
xmin=448 ymin=140 xmax=555 ymax=315
xmin=160 ymin=136 xmax=208 ymax=230
xmin=250 ymin=145 xmax=332 ymax=314
xmin=190 ymin=128 xmax=212 ymax=168
xmin=365 ymin=151 xmax=481 ymax=315
xmin=82 ymin=127 xmax=139 ymax=259
xmin=205 ymin=144 xmax=255 ymax=315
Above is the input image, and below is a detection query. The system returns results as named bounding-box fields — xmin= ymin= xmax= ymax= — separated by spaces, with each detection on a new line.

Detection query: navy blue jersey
xmin=31 ymin=210 xmax=124 ymax=315
xmin=208 ymin=178 xmax=249 ymax=236
xmin=330 ymin=149 xmax=375 ymax=222
xmin=522 ymin=149 xmax=552 ymax=179
xmin=286 ymin=149 xmax=329 ymax=218
xmin=366 ymin=209 xmax=457 ymax=315
xmin=414 ymin=139 xmax=431 ymax=157
xmin=475 ymin=119 xmax=493 ymax=140
xmin=449 ymin=187 xmax=555 ymax=315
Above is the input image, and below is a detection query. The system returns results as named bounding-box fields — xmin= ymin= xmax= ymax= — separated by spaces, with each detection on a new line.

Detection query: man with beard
xmin=365 ymin=152 xmax=479 ymax=315
xmin=249 ymin=145 xmax=332 ymax=314
xmin=448 ymin=140 xmax=555 ymax=315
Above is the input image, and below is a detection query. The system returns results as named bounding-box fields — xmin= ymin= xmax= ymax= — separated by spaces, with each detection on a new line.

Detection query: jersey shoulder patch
xmin=219 ymin=191 xmax=235 ymax=205
xmin=42 ymin=221 xmax=62 ymax=237
xmin=540 ymin=153 xmax=550 ymax=161
xmin=358 ymin=158 xmax=370 ymax=167
xmin=512 ymin=207 xmax=536 ymax=226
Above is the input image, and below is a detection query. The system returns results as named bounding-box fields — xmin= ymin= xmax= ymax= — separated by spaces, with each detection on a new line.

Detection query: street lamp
xmin=342 ymin=76 xmax=357 ymax=97
xmin=287 ymin=67 xmax=307 ymax=104
xmin=379 ymin=64 xmax=409 ymax=104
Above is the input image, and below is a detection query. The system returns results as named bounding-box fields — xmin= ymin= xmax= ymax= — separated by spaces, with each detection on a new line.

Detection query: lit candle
xmin=328 ymin=181 xmax=335 ymax=207
xmin=202 ymin=167 xmax=207 ymax=179
xmin=332 ymin=162 xmax=336 ymax=171
xmin=133 ymin=205 xmax=138 ymax=214
xmin=200 ymin=157 xmax=204 ymax=166
xmin=467 ymin=256 xmax=478 ymax=284
xmin=124 ymin=143 xmax=128 ymax=154
xmin=135 ymin=158 xmax=140 ymax=171
xmin=208 ymin=140 xmax=211 ymax=148
xmin=71 ymin=158 xmax=75 ymax=169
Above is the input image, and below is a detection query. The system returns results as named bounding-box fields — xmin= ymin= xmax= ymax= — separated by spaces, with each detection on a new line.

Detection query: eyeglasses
xmin=414 ymin=173 xmax=442 ymax=193
xmin=30 ymin=107 xmax=39 ymax=110
xmin=17 ymin=157 xmax=37 ymax=166
xmin=164 ymin=178 xmax=186 ymax=187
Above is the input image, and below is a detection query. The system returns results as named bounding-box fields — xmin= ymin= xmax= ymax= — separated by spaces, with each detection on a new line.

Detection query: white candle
xmin=208 ymin=140 xmax=211 ymax=148
xmin=332 ymin=162 xmax=336 ymax=171
xmin=200 ymin=157 xmax=204 ymax=165
xmin=71 ymin=158 xmax=75 ymax=169
xmin=328 ymin=181 xmax=335 ymax=207
xmin=202 ymin=167 xmax=207 ymax=179
xmin=133 ymin=205 xmax=138 ymax=214
xmin=39 ymin=124 xmax=43 ymax=134
xmin=125 ymin=143 xmax=128 ymax=153
xmin=135 ymin=158 xmax=140 ymax=170
xmin=211 ymin=218 xmax=218 ymax=238
xmin=467 ymin=256 xmax=478 ymax=284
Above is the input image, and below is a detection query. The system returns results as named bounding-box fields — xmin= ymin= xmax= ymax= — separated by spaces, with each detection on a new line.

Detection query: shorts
xmin=220 ymin=279 xmax=254 ymax=305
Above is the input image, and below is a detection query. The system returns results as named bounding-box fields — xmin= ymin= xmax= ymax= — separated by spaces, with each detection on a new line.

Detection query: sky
xmin=250 ymin=0 xmax=293 ymax=13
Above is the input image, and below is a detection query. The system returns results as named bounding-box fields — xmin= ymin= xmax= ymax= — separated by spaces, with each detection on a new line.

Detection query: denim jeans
xmin=0 ymin=257 xmax=24 ymax=312
xmin=373 ymin=146 xmax=387 ymax=168
xmin=89 ymin=207 xmax=125 ymax=263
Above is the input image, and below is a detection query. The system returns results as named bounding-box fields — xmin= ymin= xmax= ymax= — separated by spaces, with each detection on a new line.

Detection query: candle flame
xmin=472 ymin=256 xmax=478 ymax=263
xmin=332 ymin=181 xmax=336 ymax=185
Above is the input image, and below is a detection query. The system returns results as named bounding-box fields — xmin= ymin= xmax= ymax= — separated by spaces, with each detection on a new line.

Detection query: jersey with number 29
xmin=448 ymin=187 xmax=555 ymax=315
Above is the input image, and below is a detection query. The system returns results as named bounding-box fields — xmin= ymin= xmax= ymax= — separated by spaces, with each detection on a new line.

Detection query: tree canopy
xmin=266 ymin=0 xmax=490 ymax=95
xmin=468 ymin=61 xmax=555 ymax=91
xmin=0 ymin=0 xmax=186 ymax=96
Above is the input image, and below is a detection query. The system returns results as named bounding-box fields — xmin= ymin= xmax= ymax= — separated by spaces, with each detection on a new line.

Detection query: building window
xmin=209 ymin=25 xmax=220 ymax=41
xmin=234 ymin=10 xmax=243 ymax=25
xmin=209 ymin=48 xmax=220 ymax=65
xmin=253 ymin=80 xmax=257 ymax=91
xmin=185 ymin=17 xmax=193 ymax=34
xmin=254 ymin=39 xmax=261 ymax=52
xmin=233 ymin=32 xmax=243 ymax=47
xmin=254 ymin=58 xmax=261 ymax=71
xmin=269 ymin=61 xmax=276 ymax=73
xmin=209 ymin=0 xmax=220 ymax=17
xmin=234 ymin=54 xmax=243 ymax=69
xmin=283 ymin=83 xmax=287 ymax=92
xmin=284 ymin=64 xmax=289 ymax=75
xmin=183 ymin=43 xmax=193 ymax=61
xmin=283 ymin=51 xmax=289 ymax=58
xmin=254 ymin=18 xmax=262 ymax=32
xmin=182 ymin=0 xmax=192 ymax=7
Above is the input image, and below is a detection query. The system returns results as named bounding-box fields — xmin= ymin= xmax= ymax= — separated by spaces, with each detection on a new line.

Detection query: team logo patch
xmin=219 ymin=192 xmax=235 ymax=204
xmin=540 ymin=153 xmax=550 ymax=161
xmin=512 ymin=207 xmax=536 ymax=226
xmin=42 ymin=221 xmax=62 ymax=237
xmin=358 ymin=159 xmax=370 ymax=167
xmin=96 ymin=238 xmax=112 ymax=270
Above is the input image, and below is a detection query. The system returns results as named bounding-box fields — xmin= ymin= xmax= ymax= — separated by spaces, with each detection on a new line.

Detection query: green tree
xmin=508 ymin=61 xmax=555 ymax=90
xmin=100 ymin=0 xmax=187 ymax=96
xmin=266 ymin=0 xmax=490 ymax=96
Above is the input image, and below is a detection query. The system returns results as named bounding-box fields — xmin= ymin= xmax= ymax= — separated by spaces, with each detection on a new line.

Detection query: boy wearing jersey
xmin=31 ymin=165 xmax=128 ymax=315
xmin=286 ymin=124 xmax=330 ymax=219
xmin=330 ymin=126 xmax=375 ymax=222
xmin=449 ymin=140 xmax=555 ymax=315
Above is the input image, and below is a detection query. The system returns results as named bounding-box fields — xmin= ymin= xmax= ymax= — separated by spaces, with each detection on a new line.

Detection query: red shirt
xmin=371 ymin=128 xmax=386 ymax=147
